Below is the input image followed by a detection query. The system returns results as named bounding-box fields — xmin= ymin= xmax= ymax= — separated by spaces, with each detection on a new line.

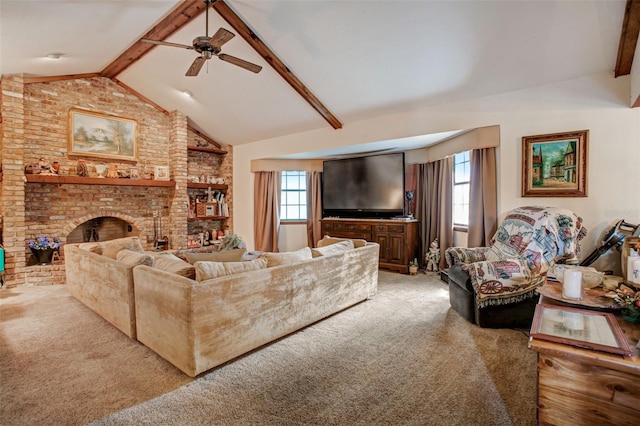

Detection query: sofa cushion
xmin=258 ymin=247 xmax=313 ymax=267
xmin=101 ymin=237 xmax=145 ymax=259
xmin=194 ymin=258 xmax=268 ymax=282
xmin=116 ymin=249 xmax=154 ymax=267
xmin=183 ymin=248 xmax=246 ymax=265
xmin=78 ymin=242 xmax=105 ymax=255
xmin=153 ymin=253 xmax=195 ymax=279
xmin=311 ymin=240 xmax=354 ymax=258
xmin=317 ymin=235 xmax=367 ymax=249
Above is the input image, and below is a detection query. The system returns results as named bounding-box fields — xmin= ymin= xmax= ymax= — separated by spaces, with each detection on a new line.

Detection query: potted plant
xmin=409 ymin=258 xmax=419 ymax=275
xmin=219 ymin=233 xmax=245 ymax=251
xmin=27 ymin=235 xmax=63 ymax=265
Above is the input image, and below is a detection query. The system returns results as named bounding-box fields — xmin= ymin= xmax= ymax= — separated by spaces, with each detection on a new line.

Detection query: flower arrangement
xmin=409 ymin=258 xmax=419 ymax=267
xmin=27 ymin=236 xmax=63 ymax=251
xmin=612 ymin=283 xmax=640 ymax=323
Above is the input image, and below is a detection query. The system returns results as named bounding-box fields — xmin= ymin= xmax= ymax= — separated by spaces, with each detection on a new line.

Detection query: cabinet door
xmin=374 ymin=233 xmax=390 ymax=263
xmin=388 ymin=233 xmax=405 ymax=264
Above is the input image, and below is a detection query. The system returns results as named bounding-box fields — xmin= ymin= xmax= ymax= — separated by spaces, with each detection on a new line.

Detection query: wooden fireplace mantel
xmin=24 ymin=174 xmax=176 ymax=187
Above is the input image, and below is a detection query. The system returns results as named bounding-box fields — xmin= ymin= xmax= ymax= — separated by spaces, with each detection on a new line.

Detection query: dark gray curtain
xmin=306 ymin=171 xmax=323 ymax=248
xmin=468 ymin=147 xmax=498 ymax=247
xmin=414 ymin=157 xmax=453 ymax=269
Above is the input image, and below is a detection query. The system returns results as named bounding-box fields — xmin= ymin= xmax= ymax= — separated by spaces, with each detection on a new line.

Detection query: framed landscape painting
xmin=521 ymin=130 xmax=588 ymax=197
xmin=68 ymin=108 xmax=137 ymax=161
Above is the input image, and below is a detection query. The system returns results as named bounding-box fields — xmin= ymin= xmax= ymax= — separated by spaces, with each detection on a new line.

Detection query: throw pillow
xmin=194 ymin=258 xmax=268 ymax=282
xmin=116 ymin=249 xmax=154 ymax=267
xmin=101 ymin=237 xmax=145 ymax=259
xmin=311 ymin=240 xmax=354 ymax=258
xmin=258 ymin=246 xmax=312 ymax=267
xmin=317 ymin=235 xmax=367 ymax=249
xmin=78 ymin=242 xmax=105 ymax=255
xmin=183 ymin=248 xmax=247 ymax=265
xmin=153 ymin=253 xmax=195 ymax=279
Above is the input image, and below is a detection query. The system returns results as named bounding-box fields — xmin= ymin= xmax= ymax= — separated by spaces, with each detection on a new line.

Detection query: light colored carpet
xmin=0 ymin=271 xmax=536 ymax=425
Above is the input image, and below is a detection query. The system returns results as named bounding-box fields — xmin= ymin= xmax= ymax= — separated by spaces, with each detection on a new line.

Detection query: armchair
xmin=445 ymin=206 xmax=587 ymax=328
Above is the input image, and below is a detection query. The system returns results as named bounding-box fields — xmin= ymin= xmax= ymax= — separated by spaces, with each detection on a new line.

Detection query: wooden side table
xmin=528 ymin=283 xmax=640 ymax=426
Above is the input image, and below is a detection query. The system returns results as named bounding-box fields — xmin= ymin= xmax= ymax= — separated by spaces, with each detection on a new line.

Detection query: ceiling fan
xmin=141 ymin=0 xmax=262 ymax=76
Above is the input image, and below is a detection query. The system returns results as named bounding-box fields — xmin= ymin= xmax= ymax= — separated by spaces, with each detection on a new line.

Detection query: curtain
xmin=468 ymin=147 xmax=498 ymax=248
xmin=306 ymin=171 xmax=323 ymax=248
xmin=253 ymin=171 xmax=281 ymax=252
xmin=414 ymin=157 xmax=453 ymax=269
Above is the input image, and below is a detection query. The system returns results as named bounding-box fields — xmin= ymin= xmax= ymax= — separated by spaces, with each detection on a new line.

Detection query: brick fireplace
xmin=0 ymin=74 xmax=232 ymax=287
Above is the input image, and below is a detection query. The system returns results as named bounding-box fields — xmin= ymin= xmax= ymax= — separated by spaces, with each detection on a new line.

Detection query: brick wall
xmin=0 ymin=74 xmax=232 ymax=287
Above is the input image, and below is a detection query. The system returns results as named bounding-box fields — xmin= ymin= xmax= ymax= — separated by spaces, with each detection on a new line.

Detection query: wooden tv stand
xmin=320 ymin=218 xmax=419 ymax=274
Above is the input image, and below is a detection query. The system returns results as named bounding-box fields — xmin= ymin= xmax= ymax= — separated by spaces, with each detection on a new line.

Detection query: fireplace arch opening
xmin=66 ymin=216 xmax=140 ymax=244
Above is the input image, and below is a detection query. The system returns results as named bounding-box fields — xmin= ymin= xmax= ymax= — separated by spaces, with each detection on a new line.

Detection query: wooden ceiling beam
xmin=615 ymin=0 xmax=640 ymax=77
xmin=211 ymin=0 xmax=342 ymax=129
xmin=101 ymin=0 xmax=206 ymax=78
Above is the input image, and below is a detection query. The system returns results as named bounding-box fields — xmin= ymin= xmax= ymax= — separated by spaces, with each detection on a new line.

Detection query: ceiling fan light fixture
xmin=182 ymin=90 xmax=193 ymax=98
xmin=46 ymin=52 xmax=63 ymax=60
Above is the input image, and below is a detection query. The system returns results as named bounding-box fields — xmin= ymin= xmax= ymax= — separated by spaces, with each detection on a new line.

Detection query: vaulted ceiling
xmin=1 ymin=0 xmax=637 ymax=148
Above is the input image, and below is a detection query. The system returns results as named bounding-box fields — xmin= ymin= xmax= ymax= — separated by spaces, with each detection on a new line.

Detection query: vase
xmin=30 ymin=248 xmax=55 ymax=265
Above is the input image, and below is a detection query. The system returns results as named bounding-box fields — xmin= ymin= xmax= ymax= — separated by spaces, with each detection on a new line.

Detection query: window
xmin=280 ymin=171 xmax=307 ymax=221
xmin=453 ymin=151 xmax=470 ymax=228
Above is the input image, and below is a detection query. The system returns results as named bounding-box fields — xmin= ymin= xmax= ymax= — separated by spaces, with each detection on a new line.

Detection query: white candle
xmin=562 ymin=269 xmax=583 ymax=300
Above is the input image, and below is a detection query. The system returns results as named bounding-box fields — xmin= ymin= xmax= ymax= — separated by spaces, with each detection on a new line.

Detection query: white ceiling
xmin=0 ymin=0 xmax=628 ymax=153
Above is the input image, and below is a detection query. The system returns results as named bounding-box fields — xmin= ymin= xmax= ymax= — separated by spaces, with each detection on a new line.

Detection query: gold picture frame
xmin=68 ymin=108 xmax=137 ymax=161
xmin=522 ymin=130 xmax=588 ymax=197
xmin=530 ymin=304 xmax=633 ymax=356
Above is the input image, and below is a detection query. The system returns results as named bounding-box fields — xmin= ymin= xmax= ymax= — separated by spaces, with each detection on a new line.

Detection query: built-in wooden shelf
xmin=187 ymin=145 xmax=227 ymax=155
xmin=187 ymin=182 xmax=228 ymax=190
xmin=24 ymin=174 xmax=176 ymax=187
xmin=188 ymin=216 xmax=229 ymax=221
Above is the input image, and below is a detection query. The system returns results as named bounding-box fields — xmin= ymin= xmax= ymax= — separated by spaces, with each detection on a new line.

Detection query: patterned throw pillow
xmin=194 ymin=258 xmax=268 ymax=282
xmin=183 ymin=248 xmax=246 ymax=265
xmin=258 ymin=247 xmax=313 ymax=267
xmin=116 ymin=249 xmax=154 ymax=267
xmin=152 ymin=253 xmax=195 ymax=279
xmin=311 ymin=240 xmax=354 ymax=258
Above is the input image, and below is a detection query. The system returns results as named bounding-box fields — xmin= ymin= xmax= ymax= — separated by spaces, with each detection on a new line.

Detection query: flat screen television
xmin=322 ymin=152 xmax=405 ymax=219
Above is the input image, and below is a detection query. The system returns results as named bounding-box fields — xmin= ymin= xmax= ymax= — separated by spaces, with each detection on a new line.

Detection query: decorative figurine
xmin=425 ymin=238 xmax=441 ymax=272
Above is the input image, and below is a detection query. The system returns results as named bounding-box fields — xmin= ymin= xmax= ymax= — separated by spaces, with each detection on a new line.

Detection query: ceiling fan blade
xmin=218 ymin=54 xmax=262 ymax=73
xmin=209 ymin=28 xmax=235 ymax=50
xmin=186 ymin=56 xmax=206 ymax=76
xmin=141 ymin=38 xmax=193 ymax=50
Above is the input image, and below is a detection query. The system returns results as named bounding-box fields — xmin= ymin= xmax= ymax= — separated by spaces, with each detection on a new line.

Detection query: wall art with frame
xmin=68 ymin=108 xmax=137 ymax=161
xmin=522 ymin=130 xmax=588 ymax=197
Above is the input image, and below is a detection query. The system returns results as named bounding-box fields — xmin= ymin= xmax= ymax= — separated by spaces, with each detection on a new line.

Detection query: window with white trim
xmin=453 ymin=151 xmax=470 ymax=228
xmin=280 ymin=171 xmax=307 ymax=221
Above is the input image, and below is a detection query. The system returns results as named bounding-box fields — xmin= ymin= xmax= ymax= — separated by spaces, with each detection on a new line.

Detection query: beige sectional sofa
xmin=64 ymin=236 xmax=380 ymax=377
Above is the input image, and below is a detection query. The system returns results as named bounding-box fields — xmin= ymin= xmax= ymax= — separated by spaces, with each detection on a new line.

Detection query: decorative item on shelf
xmin=405 ymin=191 xmax=414 ymax=218
xmin=94 ymin=163 xmax=108 ymax=178
xmin=154 ymin=165 xmax=170 ymax=181
xmin=77 ymin=159 xmax=89 ymax=177
xmin=129 ymin=167 xmax=139 ymax=179
xmin=187 ymin=235 xmax=202 ymax=249
xmin=52 ymin=162 xmax=60 ymax=174
xmin=142 ymin=160 xmax=151 ymax=180
xmin=106 ymin=163 xmax=118 ymax=178
xmin=27 ymin=235 xmax=62 ymax=265
xmin=409 ymin=258 xmax=419 ymax=276
xmin=425 ymin=238 xmax=440 ymax=272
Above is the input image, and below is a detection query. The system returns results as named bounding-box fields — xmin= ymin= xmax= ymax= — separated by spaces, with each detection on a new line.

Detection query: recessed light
xmin=182 ymin=90 xmax=193 ymax=98
xmin=46 ymin=52 xmax=63 ymax=60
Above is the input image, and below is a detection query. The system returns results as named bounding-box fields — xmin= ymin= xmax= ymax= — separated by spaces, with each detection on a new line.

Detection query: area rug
xmin=0 ymin=271 xmax=536 ymax=425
